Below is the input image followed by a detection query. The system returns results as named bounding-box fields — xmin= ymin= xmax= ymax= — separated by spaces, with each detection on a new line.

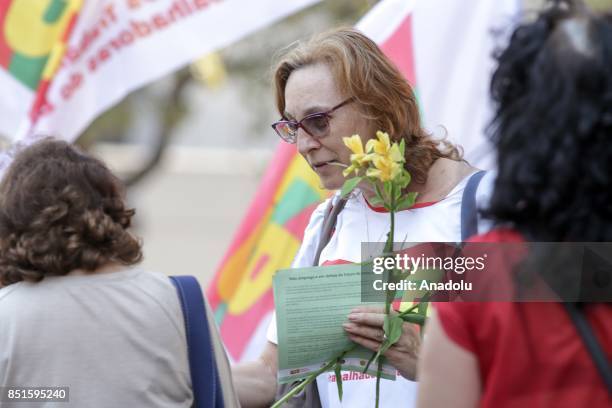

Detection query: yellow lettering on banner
xmin=5 ymin=0 xmax=72 ymax=58
xmin=228 ymin=224 xmax=300 ymax=315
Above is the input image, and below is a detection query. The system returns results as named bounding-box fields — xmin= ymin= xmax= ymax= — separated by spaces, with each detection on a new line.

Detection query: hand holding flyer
xmin=273 ymin=263 xmax=396 ymax=385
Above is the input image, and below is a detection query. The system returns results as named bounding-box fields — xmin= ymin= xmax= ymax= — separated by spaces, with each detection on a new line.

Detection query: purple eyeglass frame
xmin=271 ymin=98 xmax=355 ymax=144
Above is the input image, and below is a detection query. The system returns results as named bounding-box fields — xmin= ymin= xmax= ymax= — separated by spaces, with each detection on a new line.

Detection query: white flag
xmin=0 ymin=0 xmax=321 ymax=161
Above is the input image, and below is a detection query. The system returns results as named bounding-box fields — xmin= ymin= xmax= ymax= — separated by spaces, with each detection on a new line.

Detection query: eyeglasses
xmin=271 ymin=98 xmax=354 ymax=144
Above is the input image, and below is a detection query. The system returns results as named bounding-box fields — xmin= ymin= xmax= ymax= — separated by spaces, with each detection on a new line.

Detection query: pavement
xmin=126 ymin=158 xmax=262 ymax=287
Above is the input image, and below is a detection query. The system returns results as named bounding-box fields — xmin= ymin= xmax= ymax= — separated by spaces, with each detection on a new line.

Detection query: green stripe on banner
xmin=44 ymin=0 xmax=68 ymax=23
xmin=271 ymin=179 xmax=321 ymax=225
xmin=414 ymin=88 xmax=424 ymax=124
xmin=214 ymin=302 xmax=228 ymax=325
xmin=9 ymin=53 xmax=47 ymax=90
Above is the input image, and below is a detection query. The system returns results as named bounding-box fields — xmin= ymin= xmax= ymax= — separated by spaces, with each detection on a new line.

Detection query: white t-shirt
xmin=268 ymin=171 xmax=493 ymax=408
xmin=0 ymin=267 xmax=193 ymax=408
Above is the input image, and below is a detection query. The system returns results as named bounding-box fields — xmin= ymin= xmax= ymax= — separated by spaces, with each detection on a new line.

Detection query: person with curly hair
xmin=0 ymin=139 xmax=238 ymax=407
xmin=418 ymin=1 xmax=612 ymax=407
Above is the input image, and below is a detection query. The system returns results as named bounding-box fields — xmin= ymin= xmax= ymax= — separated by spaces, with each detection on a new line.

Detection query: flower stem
xmin=397 ymin=302 xmax=420 ymax=317
xmin=271 ymin=345 xmax=356 ymax=408
xmin=375 ymin=358 xmax=383 ymax=408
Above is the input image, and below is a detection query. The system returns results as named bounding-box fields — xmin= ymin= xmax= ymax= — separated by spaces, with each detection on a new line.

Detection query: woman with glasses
xmin=234 ymin=28 xmax=489 ymax=408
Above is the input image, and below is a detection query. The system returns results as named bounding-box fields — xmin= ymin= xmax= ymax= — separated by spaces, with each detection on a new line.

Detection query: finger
xmin=346 ymin=333 xmax=381 ymax=352
xmin=343 ymin=323 xmax=385 ymax=342
xmin=347 ymin=311 xmax=385 ymax=327
xmin=350 ymin=305 xmax=385 ymax=314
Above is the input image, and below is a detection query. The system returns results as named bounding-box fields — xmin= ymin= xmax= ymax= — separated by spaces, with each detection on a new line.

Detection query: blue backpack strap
xmin=461 ymin=171 xmax=486 ymax=241
xmin=170 ymin=275 xmax=224 ymax=408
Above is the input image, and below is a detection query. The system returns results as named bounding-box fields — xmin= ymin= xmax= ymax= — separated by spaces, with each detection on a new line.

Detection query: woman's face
xmin=284 ymin=63 xmax=375 ymax=190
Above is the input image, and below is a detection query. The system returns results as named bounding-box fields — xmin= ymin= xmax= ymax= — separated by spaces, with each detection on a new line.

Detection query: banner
xmin=208 ymin=143 xmax=327 ymax=360
xmin=0 ymin=0 xmax=81 ymax=140
xmin=209 ymin=0 xmax=519 ymax=362
xmin=409 ymin=0 xmax=519 ymax=170
xmin=0 ymin=0 xmax=322 ymax=147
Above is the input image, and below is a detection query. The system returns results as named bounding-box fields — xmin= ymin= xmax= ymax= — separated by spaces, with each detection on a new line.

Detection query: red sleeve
xmin=435 ymin=230 xmax=523 ymax=353
xmin=434 ymin=302 xmax=478 ymax=354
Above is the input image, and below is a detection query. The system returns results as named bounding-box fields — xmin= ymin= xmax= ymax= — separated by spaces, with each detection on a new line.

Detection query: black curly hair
xmin=0 ymin=138 xmax=142 ymax=285
xmin=486 ymin=0 xmax=612 ymax=242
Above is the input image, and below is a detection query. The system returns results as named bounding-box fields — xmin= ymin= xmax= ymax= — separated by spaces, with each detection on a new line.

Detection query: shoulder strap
xmin=563 ymin=302 xmax=612 ymax=395
xmin=313 ymin=196 xmax=348 ymax=266
xmin=170 ymin=275 xmax=225 ymax=408
xmin=461 ymin=171 xmax=486 ymax=241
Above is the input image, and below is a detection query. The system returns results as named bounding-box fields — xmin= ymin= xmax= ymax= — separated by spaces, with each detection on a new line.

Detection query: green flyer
xmin=273 ymin=263 xmax=396 ymax=384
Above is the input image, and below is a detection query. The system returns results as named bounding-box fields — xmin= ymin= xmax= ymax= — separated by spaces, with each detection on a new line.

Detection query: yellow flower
xmin=365 ymin=131 xmax=390 ymax=155
xmin=342 ymin=134 xmax=373 ymax=177
xmin=366 ymin=131 xmax=404 ymax=163
xmin=366 ymin=154 xmax=403 ymax=182
xmin=344 ymin=134 xmax=365 ymax=155
xmin=342 ymin=164 xmax=358 ymax=177
xmin=362 ymin=131 xmax=405 ymax=182
xmin=388 ymin=143 xmax=404 ymax=163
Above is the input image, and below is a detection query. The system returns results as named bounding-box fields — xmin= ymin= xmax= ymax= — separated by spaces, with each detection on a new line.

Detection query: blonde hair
xmin=273 ymin=27 xmax=462 ymax=183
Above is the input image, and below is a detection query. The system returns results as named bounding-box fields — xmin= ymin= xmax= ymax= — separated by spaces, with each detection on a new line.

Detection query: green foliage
xmin=396 ymin=192 xmax=418 ymax=211
xmin=341 ymin=176 xmax=363 ymax=198
xmin=335 ymin=359 xmax=343 ymax=401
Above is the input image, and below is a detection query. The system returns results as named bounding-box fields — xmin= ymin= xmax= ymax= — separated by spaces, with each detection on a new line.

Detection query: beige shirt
xmin=0 ymin=267 xmax=239 ymax=408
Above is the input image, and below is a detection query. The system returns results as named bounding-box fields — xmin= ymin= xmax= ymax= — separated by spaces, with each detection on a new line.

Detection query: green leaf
xmin=368 ymin=195 xmax=384 ymax=206
xmin=417 ymin=293 xmax=431 ymax=317
xmin=395 ymin=199 xmax=410 ymax=211
xmin=386 ymin=315 xmax=404 ymax=344
xmin=399 ymin=139 xmax=406 ymax=156
xmin=396 ymin=191 xmax=419 ymax=211
xmin=362 ymin=350 xmax=377 ymax=373
xmin=369 ymin=315 xmax=404 ymax=366
xmin=370 ymin=345 xmax=387 ymax=372
xmin=383 ymin=314 xmax=391 ymax=335
xmin=340 ymin=176 xmax=363 ymax=198
xmin=398 ymin=303 xmax=420 ymax=318
xmin=418 ymin=301 xmax=429 ymax=318
xmin=393 ymin=182 xmax=402 ymax=201
xmin=272 ymin=345 xmax=357 ymax=408
xmin=375 ymin=359 xmax=383 ymax=408
xmin=416 ymin=293 xmax=431 ymax=336
xmin=334 ymin=361 xmax=343 ymax=401
xmin=400 ymin=313 xmax=426 ymax=325
xmin=374 ymin=182 xmax=385 ymax=202
xmin=383 ymin=181 xmax=392 ymax=198
xmin=397 ymin=171 xmax=412 ymax=189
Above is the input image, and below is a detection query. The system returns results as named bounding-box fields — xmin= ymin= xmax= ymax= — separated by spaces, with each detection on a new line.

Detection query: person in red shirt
xmin=417 ymin=1 xmax=612 ymax=407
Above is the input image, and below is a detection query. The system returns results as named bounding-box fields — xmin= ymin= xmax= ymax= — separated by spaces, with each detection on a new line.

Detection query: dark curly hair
xmin=0 ymin=139 xmax=142 ymax=286
xmin=486 ymin=0 xmax=612 ymax=241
